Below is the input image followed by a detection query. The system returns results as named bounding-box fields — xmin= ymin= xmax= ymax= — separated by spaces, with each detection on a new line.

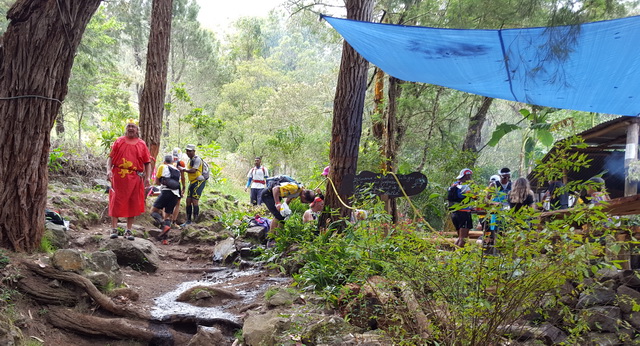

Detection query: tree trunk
xmin=0 ymin=0 xmax=101 ymax=252
xmin=55 ymin=109 xmax=65 ymax=137
xmin=461 ymin=96 xmax=493 ymax=159
xmin=139 ymin=0 xmax=173 ymax=162
xmin=381 ymin=76 xmax=404 ymax=221
xmin=323 ymin=0 xmax=373 ymax=224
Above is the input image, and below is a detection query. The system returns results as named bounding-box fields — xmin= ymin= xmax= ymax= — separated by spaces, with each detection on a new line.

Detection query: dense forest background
xmin=1 ymin=0 xmax=637 ymax=227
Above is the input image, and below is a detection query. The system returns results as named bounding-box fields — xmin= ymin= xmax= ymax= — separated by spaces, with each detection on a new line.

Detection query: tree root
xmin=47 ymin=307 xmax=191 ymax=345
xmin=20 ymin=259 xmax=149 ymax=319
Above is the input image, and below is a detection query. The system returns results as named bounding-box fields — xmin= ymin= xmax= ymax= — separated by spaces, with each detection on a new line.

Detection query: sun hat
xmin=499 ymin=167 xmax=511 ymax=175
xmin=489 ymin=175 xmax=500 ymax=182
xmin=185 ymin=144 xmax=196 ymax=151
xmin=456 ymin=168 xmax=473 ymax=179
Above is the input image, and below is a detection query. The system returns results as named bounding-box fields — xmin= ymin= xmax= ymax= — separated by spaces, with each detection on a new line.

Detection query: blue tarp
xmin=323 ymin=15 xmax=640 ymax=116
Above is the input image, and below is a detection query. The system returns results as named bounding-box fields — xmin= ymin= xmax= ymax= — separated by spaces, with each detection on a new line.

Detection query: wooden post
xmin=625 ymin=121 xmax=639 ymax=196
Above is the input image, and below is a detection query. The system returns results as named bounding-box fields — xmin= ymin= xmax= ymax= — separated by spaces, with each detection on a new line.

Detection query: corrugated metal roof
xmin=528 ymin=116 xmax=639 ymax=199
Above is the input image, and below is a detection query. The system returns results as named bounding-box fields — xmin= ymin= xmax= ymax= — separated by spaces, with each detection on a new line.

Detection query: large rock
xmin=187 ymin=326 xmax=227 ymax=346
xmin=243 ymin=310 xmax=290 ymax=346
xmin=618 ymin=270 xmax=640 ymax=288
xmin=212 ymin=237 xmax=237 ymax=263
xmin=576 ymin=286 xmax=617 ymax=308
xmin=616 ymin=285 xmax=640 ymax=314
xmin=301 ymin=315 xmax=363 ymax=346
xmin=266 ymin=287 xmax=300 ymax=308
xmin=103 ymin=238 xmax=160 ymax=272
xmin=51 ymin=249 xmax=87 ymax=272
xmin=582 ymin=306 xmax=621 ymax=333
xmin=497 ymin=322 xmax=567 ymax=344
xmin=86 ymin=250 xmax=123 ymax=286
xmin=582 ymin=332 xmax=623 ymax=346
xmin=245 ymin=226 xmax=268 ymax=243
xmin=45 ymin=222 xmax=70 ymax=249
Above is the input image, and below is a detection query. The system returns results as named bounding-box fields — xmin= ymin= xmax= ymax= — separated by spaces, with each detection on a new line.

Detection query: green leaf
xmin=486 ymin=123 xmax=521 ymax=147
xmin=537 ymin=129 xmax=555 ymax=147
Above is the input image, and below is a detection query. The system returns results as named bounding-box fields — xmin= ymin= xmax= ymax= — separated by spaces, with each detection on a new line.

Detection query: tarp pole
xmin=624 ymin=120 xmax=639 ymax=196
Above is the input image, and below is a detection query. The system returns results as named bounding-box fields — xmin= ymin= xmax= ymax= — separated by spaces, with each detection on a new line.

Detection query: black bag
xmin=45 ymin=209 xmax=65 ymax=225
xmin=447 ymin=183 xmax=464 ymax=206
xmin=161 ymin=165 xmax=181 ymax=190
xmin=266 ymin=175 xmax=298 ymax=190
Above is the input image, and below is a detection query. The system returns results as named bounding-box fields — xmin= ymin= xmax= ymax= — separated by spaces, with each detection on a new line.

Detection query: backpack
xmin=45 ymin=209 xmax=65 ymax=225
xmin=161 ymin=165 xmax=181 ymax=190
xmin=266 ymin=175 xmax=298 ymax=190
xmin=447 ymin=182 xmax=465 ymax=206
xmin=190 ymin=157 xmax=211 ymax=180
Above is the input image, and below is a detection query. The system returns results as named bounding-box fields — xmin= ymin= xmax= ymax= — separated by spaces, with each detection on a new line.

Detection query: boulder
xmin=266 ymin=288 xmax=300 ymax=308
xmin=581 ymin=306 xmax=621 ymax=333
xmin=212 ymin=237 xmax=237 ymax=263
xmin=582 ymin=332 xmax=623 ymax=346
xmin=623 ymin=311 xmax=640 ymax=330
xmin=301 ymin=315 xmax=363 ymax=346
xmin=243 ymin=310 xmax=290 ymax=346
xmin=103 ymin=238 xmax=160 ymax=273
xmin=245 ymin=226 xmax=268 ymax=242
xmin=51 ymin=249 xmax=87 ymax=272
xmin=618 ymin=270 xmax=640 ymax=288
xmin=84 ymin=271 xmax=111 ymax=288
xmin=187 ymin=326 xmax=227 ymax=346
xmin=576 ymin=286 xmax=617 ymax=308
xmin=45 ymin=222 xmax=70 ymax=249
xmin=616 ymin=285 xmax=640 ymax=314
xmin=497 ymin=322 xmax=567 ymax=344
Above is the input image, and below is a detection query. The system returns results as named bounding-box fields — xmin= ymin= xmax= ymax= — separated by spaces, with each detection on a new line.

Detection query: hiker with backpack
xmin=261 ymin=175 xmax=316 ymax=232
xmin=245 ymin=156 xmax=269 ymax=205
xmin=180 ymin=144 xmax=208 ymax=226
xmin=448 ymin=168 xmax=474 ymax=247
xmin=150 ymin=155 xmax=182 ymax=244
xmin=170 ymin=148 xmax=187 ymax=225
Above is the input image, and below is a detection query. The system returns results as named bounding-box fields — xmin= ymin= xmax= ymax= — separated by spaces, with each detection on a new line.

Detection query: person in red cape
xmin=107 ymin=120 xmax=151 ymax=240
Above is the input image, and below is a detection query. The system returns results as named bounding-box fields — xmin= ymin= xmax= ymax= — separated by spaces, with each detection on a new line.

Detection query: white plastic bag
xmin=279 ymin=201 xmax=292 ymax=219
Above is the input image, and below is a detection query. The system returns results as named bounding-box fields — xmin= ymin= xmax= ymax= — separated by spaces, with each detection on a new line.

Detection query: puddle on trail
xmin=151 ymin=267 xmax=290 ymax=323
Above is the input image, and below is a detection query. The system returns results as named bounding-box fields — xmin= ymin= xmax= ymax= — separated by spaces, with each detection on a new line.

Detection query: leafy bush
xmin=270 ymin=136 xmax=617 ymax=344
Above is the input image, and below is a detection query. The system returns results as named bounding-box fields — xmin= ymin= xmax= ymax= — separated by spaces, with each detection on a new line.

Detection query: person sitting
xmin=586 ymin=177 xmax=610 ymax=204
xmin=303 ymin=195 xmax=324 ymax=223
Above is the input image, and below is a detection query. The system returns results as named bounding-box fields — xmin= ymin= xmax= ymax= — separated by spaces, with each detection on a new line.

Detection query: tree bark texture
xmin=0 ymin=0 xmax=101 ymax=251
xmin=461 ymin=96 xmax=493 ymax=155
xmin=381 ymin=77 xmax=404 ymax=221
xmin=140 ymin=0 xmax=173 ymax=162
xmin=324 ymin=0 xmax=373 ymax=221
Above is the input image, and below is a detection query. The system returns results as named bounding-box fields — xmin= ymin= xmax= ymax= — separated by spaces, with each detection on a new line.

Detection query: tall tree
xmin=0 ymin=0 xmax=101 ymax=251
xmin=324 ymin=0 xmax=374 ymax=222
xmin=140 ymin=0 xmax=173 ymax=161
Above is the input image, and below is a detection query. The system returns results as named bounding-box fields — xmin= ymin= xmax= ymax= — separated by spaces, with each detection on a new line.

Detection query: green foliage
xmin=48 ymin=148 xmax=66 ymax=172
xmin=0 ymin=249 xmax=10 ymax=269
xmin=260 ymin=137 xmax=619 ymax=344
xmin=38 ymin=234 xmax=57 ymax=254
